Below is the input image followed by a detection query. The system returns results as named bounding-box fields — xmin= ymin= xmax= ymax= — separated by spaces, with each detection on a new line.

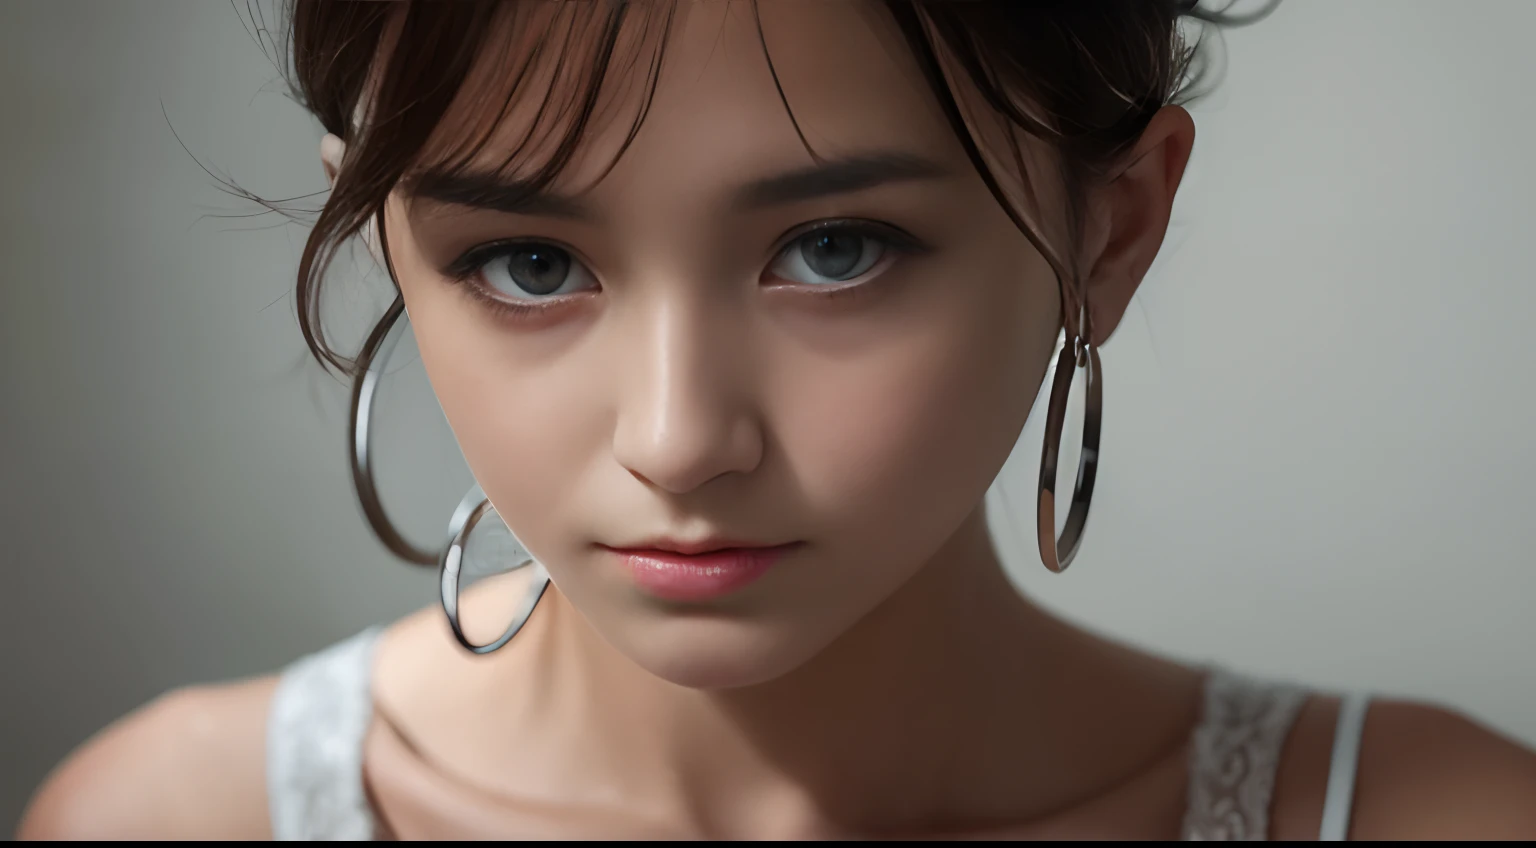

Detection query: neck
xmin=536 ymin=507 xmax=1197 ymax=838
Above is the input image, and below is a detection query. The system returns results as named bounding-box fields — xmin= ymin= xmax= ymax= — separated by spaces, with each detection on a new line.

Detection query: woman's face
xmin=381 ymin=0 xmax=1061 ymax=689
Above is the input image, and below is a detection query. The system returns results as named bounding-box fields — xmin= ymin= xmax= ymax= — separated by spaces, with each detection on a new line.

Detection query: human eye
xmin=764 ymin=219 xmax=928 ymax=289
xmin=445 ymin=239 xmax=600 ymax=306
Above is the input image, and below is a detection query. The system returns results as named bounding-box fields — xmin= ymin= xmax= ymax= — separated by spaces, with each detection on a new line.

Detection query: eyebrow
xmin=405 ymin=152 xmax=952 ymax=221
xmin=734 ymin=152 xmax=952 ymax=208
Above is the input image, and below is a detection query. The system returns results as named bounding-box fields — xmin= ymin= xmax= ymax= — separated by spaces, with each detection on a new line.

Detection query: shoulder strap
xmin=1182 ymin=667 xmax=1308 ymax=841
xmin=266 ymin=628 xmax=384 ymax=841
xmin=1317 ymin=693 xmax=1371 ymax=841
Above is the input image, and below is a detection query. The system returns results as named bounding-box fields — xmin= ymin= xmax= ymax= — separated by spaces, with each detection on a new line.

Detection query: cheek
xmin=771 ymin=263 xmax=1056 ymax=561
xmin=389 ymin=211 xmax=602 ymax=561
xmin=406 ymin=300 xmax=607 ymax=563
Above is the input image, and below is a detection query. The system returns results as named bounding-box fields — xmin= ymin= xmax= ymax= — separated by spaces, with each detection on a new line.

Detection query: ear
xmin=1078 ymin=105 xmax=1196 ymax=346
xmin=319 ymin=133 xmax=385 ymax=267
xmin=320 ymin=132 xmax=346 ymax=187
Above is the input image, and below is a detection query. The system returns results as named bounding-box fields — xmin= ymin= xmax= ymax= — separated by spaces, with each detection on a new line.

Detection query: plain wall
xmin=3 ymin=0 xmax=1534 ymax=835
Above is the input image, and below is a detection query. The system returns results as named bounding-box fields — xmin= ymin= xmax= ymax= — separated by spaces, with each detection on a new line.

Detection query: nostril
xmin=613 ymin=416 xmax=765 ymax=497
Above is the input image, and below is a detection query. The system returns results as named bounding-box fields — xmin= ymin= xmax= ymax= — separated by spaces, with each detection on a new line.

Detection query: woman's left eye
xmin=767 ymin=225 xmax=905 ymax=286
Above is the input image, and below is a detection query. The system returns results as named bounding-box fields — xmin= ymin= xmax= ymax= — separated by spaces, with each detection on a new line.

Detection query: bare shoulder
xmin=16 ymin=676 xmax=279 ymax=840
xmin=1273 ymin=693 xmax=1536 ymax=840
xmin=1351 ymin=698 xmax=1536 ymax=839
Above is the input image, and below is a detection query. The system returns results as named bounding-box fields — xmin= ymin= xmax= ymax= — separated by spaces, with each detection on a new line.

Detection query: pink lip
xmin=603 ymin=543 xmax=802 ymax=602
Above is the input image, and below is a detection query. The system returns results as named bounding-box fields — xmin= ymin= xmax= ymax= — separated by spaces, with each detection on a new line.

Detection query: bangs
xmin=390 ymin=1 xmax=677 ymax=207
xmin=345 ymin=0 xmax=1071 ymax=299
xmin=283 ymin=0 xmax=684 ymax=374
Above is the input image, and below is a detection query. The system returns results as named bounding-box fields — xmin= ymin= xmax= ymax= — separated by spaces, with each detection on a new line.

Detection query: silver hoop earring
xmin=439 ymin=483 xmax=550 ymax=655
xmin=349 ymin=297 xmax=550 ymax=654
xmin=1037 ymin=316 xmax=1102 ymax=574
xmin=350 ymin=295 xmax=435 ymax=566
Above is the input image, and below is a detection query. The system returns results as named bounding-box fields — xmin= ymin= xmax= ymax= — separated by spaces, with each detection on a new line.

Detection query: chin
xmin=616 ymin=618 xmax=830 ymax=691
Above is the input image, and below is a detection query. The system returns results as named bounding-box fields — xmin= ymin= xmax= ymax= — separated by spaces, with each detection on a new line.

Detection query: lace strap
xmin=266 ymin=627 xmax=384 ymax=841
xmin=1182 ymin=667 xmax=1308 ymax=841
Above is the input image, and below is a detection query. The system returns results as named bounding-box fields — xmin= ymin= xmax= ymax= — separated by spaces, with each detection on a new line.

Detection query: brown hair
xmin=255 ymin=0 xmax=1275 ymax=377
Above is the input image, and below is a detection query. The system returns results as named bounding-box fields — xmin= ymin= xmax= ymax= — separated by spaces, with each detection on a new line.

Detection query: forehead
xmin=411 ymin=0 xmax=964 ymax=199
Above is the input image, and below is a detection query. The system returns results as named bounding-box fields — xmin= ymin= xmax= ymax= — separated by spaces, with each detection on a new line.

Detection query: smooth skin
xmin=20 ymin=1 xmax=1536 ymax=839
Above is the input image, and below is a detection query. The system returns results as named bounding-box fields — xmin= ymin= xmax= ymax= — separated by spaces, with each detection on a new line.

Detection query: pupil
xmin=509 ymin=246 xmax=570 ymax=295
xmin=801 ymin=233 xmax=863 ymax=279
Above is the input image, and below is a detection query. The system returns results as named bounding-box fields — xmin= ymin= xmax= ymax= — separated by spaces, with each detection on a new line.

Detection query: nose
xmin=611 ymin=300 xmax=765 ymax=495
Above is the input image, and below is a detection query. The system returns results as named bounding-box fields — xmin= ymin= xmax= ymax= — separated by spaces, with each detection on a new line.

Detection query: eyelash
xmin=441 ymin=239 xmax=590 ymax=321
xmin=441 ymin=218 xmax=929 ymax=319
xmin=766 ymin=219 xmax=927 ymax=292
xmin=456 ymin=282 xmax=553 ymax=321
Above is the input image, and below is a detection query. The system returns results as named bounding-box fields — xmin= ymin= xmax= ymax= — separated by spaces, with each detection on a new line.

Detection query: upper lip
xmin=603 ymin=538 xmax=797 ymax=556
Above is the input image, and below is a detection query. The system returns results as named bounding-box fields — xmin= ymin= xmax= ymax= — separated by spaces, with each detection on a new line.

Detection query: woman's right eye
xmin=468 ymin=242 xmax=599 ymax=301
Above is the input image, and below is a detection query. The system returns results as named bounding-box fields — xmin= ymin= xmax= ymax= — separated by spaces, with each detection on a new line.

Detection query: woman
xmin=19 ymin=0 xmax=1536 ymax=840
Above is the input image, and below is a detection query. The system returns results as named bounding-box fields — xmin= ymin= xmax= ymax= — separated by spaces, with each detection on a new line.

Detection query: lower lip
xmin=606 ymin=544 xmax=801 ymax=602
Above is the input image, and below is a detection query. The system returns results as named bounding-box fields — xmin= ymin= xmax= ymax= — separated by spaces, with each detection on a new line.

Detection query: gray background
xmin=3 ymin=0 xmax=1534 ymax=836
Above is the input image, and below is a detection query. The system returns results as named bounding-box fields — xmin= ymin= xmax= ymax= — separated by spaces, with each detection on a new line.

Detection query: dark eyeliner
xmin=775 ymin=218 xmax=932 ymax=257
xmin=441 ymin=238 xmax=541 ymax=284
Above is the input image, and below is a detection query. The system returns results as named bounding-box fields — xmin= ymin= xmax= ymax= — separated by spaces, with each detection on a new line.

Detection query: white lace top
xmin=266 ymin=628 xmax=1370 ymax=840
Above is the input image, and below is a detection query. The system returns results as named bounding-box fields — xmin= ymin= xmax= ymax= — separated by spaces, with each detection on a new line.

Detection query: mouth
xmin=598 ymin=540 xmax=804 ymax=602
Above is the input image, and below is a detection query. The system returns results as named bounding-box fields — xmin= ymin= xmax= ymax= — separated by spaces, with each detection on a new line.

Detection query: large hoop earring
xmin=439 ymin=483 xmax=551 ymax=655
xmin=1037 ymin=314 xmax=1103 ymax=574
xmin=350 ymin=295 xmax=435 ymax=566
xmin=349 ymin=297 xmax=550 ymax=653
